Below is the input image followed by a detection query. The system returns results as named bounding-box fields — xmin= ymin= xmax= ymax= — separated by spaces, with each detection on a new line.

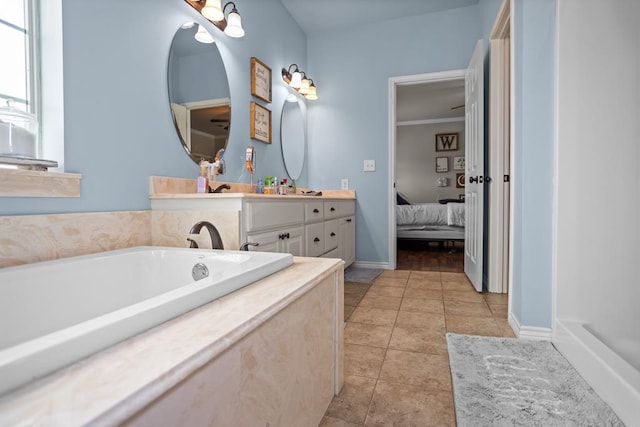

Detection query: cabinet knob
xmin=285 ymin=232 xmax=290 ymax=239
xmin=330 ymin=207 xmax=336 ymax=212
xmin=313 ymin=208 xmax=319 ymax=213
xmin=314 ymin=237 xmax=320 ymax=243
xmin=330 ymin=232 xmax=336 ymax=237
xmin=346 ymin=218 xmax=352 ymax=222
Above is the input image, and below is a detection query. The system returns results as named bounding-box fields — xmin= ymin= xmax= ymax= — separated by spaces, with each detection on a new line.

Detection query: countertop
xmin=0 ymin=257 xmax=343 ymax=426
xmin=149 ymin=191 xmax=356 ymax=200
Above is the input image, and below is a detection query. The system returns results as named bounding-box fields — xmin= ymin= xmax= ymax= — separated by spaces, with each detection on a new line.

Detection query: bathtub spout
xmin=188 ymin=221 xmax=224 ymax=250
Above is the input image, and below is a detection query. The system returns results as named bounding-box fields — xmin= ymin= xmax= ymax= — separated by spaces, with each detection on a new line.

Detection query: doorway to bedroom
xmin=390 ymin=71 xmax=467 ymax=274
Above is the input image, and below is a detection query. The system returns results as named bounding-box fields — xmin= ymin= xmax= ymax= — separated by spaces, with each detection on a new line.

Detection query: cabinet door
xmin=305 ymin=222 xmax=325 ymax=257
xmin=324 ymin=219 xmax=338 ymax=253
xmin=283 ymin=227 xmax=305 ymax=256
xmin=246 ymin=229 xmax=282 ymax=253
xmin=338 ymin=216 xmax=355 ymax=267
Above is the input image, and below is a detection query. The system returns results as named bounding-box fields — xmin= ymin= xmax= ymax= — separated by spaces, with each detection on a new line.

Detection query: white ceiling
xmin=278 ymin=0 xmax=479 ymax=35
xmin=397 ymin=80 xmax=465 ymax=122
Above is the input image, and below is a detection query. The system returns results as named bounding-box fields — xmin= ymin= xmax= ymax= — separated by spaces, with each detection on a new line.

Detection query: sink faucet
xmin=210 ymin=183 xmax=231 ymax=193
xmin=187 ymin=221 xmax=224 ymax=250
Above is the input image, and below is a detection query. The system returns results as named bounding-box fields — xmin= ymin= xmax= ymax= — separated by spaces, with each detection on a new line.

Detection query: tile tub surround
xmin=0 ymin=211 xmax=151 ymax=268
xmin=151 ymin=209 xmax=241 ymax=249
xmin=0 ymin=257 xmax=344 ymax=426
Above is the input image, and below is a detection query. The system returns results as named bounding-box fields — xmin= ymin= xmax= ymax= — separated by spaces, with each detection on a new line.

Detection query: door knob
xmin=485 ymin=176 xmax=492 ymax=183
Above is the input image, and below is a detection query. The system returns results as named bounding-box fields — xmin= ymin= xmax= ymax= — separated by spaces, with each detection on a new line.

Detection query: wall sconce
xmin=282 ymin=64 xmax=319 ymax=100
xmin=184 ymin=0 xmax=245 ymax=38
xmin=194 ymin=24 xmax=215 ymax=43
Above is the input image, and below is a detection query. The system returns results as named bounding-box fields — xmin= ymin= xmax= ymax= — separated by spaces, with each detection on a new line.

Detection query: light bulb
xmin=201 ymin=0 xmax=224 ymax=21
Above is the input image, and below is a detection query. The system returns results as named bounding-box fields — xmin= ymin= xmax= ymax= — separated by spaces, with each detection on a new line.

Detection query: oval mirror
xmin=167 ymin=23 xmax=230 ymax=164
xmin=280 ymin=98 xmax=305 ymax=180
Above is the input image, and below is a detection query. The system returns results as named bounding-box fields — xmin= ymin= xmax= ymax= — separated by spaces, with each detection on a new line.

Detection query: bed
xmin=396 ymin=193 xmax=465 ymax=243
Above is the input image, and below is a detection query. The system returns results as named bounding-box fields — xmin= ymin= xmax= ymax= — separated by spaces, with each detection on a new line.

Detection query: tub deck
xmin=0 ymin=256 xmax=344 ymax=426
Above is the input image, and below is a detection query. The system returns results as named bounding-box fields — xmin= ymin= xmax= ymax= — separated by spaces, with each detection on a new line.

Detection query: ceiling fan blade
xmin=451 ymin=104 xmax=465 ymax=110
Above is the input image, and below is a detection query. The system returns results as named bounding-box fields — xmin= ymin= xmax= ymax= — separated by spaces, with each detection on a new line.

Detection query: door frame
xmin=387 ymin=69 xmax=466 ymax=270
xmin=487 ymin=0 xmax=512 ymax=294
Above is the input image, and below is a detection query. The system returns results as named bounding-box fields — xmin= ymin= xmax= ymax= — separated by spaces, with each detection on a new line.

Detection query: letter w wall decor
xmin=435 ymin=132 xmax=459 ymax=151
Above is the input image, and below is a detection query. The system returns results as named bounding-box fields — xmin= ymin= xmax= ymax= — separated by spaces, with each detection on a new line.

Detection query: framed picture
xmin=250 ymin=102 xmax=271 ymax=144
xmin=456 ymin=173 xmax=466 ymax=188
xmin=436 ymin=132 xmax=459 ymax=152
xmin=453 ymin=156 xmax=465 ymax=171
xmin=251 ymin=57 xmax=272 ymax=103
xmin=435 ymin=157 xmax=449 ymax=173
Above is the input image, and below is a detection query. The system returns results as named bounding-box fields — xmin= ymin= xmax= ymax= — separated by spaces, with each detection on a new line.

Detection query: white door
xmin=464 ymin=40 xmax=484 ymax=292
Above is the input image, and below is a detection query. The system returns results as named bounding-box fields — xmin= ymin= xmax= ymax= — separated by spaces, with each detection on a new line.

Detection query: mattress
xmin=396 ymin=225 xmax=464 ymax=241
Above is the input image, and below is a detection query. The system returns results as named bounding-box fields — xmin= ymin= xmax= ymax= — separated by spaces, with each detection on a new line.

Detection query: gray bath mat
xmin=343 ymin=266 xmax=382 ymax=284
xmin=446 ymin=333 xmax=623 ymax=426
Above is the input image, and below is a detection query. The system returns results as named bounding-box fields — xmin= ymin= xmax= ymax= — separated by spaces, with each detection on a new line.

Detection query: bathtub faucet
xmin=188 ymin=221 xmax=224 ymax=250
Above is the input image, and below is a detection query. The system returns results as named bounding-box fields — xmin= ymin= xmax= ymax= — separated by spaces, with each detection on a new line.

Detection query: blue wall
xmin=1 ymin=0 xmax=306 ymax=216
xmin=306 ymin=2 xmax=500 ymax=265
xmin=511 ymin=0 xmax=556 ymax=328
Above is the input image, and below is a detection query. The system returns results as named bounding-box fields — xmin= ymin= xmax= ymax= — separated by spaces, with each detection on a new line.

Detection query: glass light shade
xmin=224 ymin=11 xmax=245 ymax=38
xmin=305 ymin=84 xmax=318 ymax=100
xmin=299 ymin=78 xmax=310 ymax=94
xmin=286 ymin=93 xmax=298 ymax=103
xmin=289 ymin=71 xmax=302 ymax=88
xmin=194 ymin=24 xmax=215 ymax=43
xmin=201 ymin=0 xmax=224 ymax=21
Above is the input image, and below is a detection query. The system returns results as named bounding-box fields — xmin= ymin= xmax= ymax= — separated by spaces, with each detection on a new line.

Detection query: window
xmin=0 ymin=0 xmax=77 ymax=197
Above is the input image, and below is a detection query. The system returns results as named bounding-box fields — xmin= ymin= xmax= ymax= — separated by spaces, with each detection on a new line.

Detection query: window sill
xmin=0 ymin=169 xmax=82 ymax=197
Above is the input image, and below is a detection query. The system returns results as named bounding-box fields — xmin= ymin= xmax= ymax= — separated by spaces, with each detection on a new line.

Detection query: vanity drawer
xmin=245 ymin=202 xmax=304 ymax=232
xmin=324 ymin=219 xmax=338 ymax=253
xmin=338 ymin=200 xmax=355 ymax=216
xmin=324 ymin=201 xmax=340 ymax=219
xmin=305 ymin=222 xmax=325 ymax=257
xmin=305 ymin=202 xmax=324 ymax=223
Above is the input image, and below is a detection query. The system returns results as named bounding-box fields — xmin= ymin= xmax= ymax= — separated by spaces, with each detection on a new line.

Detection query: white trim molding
xmin=352 ymin=261 xmax=389 ymax=270
xmin=508 ymin=312 xmax=552 ymax=341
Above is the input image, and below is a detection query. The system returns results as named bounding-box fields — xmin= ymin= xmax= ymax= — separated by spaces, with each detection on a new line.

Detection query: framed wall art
xmin=436 ymin=132 xmax=459 ymax=152
xmin=435 ymin=157 xmax=449 ymax=173
xmin=456 ymin=173 xmax=466 ymax=188
xmin=251 ymin=57 xmax=272 ymax=103
xmin=453 ymin=156 xmax=465 ymax=171
xmin=250 ymin=102 xmax=271 ymax=144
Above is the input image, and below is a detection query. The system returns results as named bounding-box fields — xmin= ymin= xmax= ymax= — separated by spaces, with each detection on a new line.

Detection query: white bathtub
xmin=554 ymin=320 xmax=640 ymax=425
xmin=0 ymin=246 xmax=293 ymax=396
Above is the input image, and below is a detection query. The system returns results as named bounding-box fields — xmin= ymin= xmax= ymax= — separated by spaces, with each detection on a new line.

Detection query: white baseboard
xmin=508 ymin=312 xmax=552 ymax=341
xmin=351 ymin=261 xmax=389 ymax=269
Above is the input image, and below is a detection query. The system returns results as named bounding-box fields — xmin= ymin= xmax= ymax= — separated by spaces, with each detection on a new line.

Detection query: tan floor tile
xmin=379 ymin=349 xmax=451 ymax=391
xmin=395 ymin=311 xmax=446 ymax=332
xmin=441 ymin=280 xmax=475 ymax=291
xmin=344 ymin=283 xmax=371 ymax=296
xmin=483 ymin=292 xmax=509 ymax=305
xmin=443 ymin=289 xmax=485 ymax=303
xmin=373 ymin=277 xmax=407 ymax=288
xmin=345 ymin=305 xmax=356 ymax=320
xmin=489 ymin=303 xmax=508 ymax=318
xmin=440 ymin=272 xmax=468 ymax=283
xmin=320 ymin=416 xmax=361 ymax=427
xmin=399 ymin=298 xmax=444 ymax=314
xmin=345 ymin=322 xmax=394 ymax=348
xmin=358 ymin=295 xmax=402 ymax=310
xmin=349 ymin=307 xmax=398 ymax=326
xmin=325 ymin=375 xmax=377 ymax=425
xmin=344 ymin=293 xmax=364 ymax=306
xmin=403 ymin=288 xmax=442 ymax=300
xmin=345 ymin=343 xmax=386 ymax=379
xmin=445 ymin=315 xmax=502 ymax=336
xmin=365 ymin=381 xmax=455 ymax=427
xmin=379 ymin=269 xmax=411 ymax=279
xmin=495 ymin=318 xmax=516 ymax=338
xmin=406 ymin=279 xmax=442 ymax=290
xmin=444 ymin=300 xmax=492 ymax=318
xmin=388 ymin=326 xmax=448 ymax=355
xmin=366 ymin=285 xmax=405 ymax=298
xmin=408 ymin=270 xmax=441 ymax=281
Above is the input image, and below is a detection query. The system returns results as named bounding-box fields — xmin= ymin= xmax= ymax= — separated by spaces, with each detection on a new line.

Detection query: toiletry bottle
xmin=197 ymin=164 xmax=208 ymax=194
xmin=264 ymin=176 xmax=273 ymax=194
xmin=291 ymin=179 xmax=297 ymax=194
xmin=257 ymin=179 xmax=264 ymax=194
xmin=272 ymin=176 xmax=277 ymax=195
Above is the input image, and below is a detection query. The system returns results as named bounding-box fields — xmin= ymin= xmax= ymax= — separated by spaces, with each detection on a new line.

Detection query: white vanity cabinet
xmin=150 ymin=194 xmax=355 ymax=266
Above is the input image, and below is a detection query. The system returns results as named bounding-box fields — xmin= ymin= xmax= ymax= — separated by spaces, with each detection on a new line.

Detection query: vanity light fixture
xmin=194 ymin=24 xmax=215 ymax=43
xmin=282 ymin=64 xmax=319 ymax=100
xmin=184 ymin=0 xmax=245 ymax=38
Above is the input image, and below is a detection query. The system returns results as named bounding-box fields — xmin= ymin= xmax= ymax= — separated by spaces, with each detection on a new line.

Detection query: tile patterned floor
xmin=321 ymin=269 xmax=513 ymax=426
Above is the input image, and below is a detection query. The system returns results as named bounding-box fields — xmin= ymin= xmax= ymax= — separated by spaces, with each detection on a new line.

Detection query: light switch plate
xmin=363 ymin=160 xmax=375 ymax=172
xmin=341 ymin=179 xmax=349 ymax=190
